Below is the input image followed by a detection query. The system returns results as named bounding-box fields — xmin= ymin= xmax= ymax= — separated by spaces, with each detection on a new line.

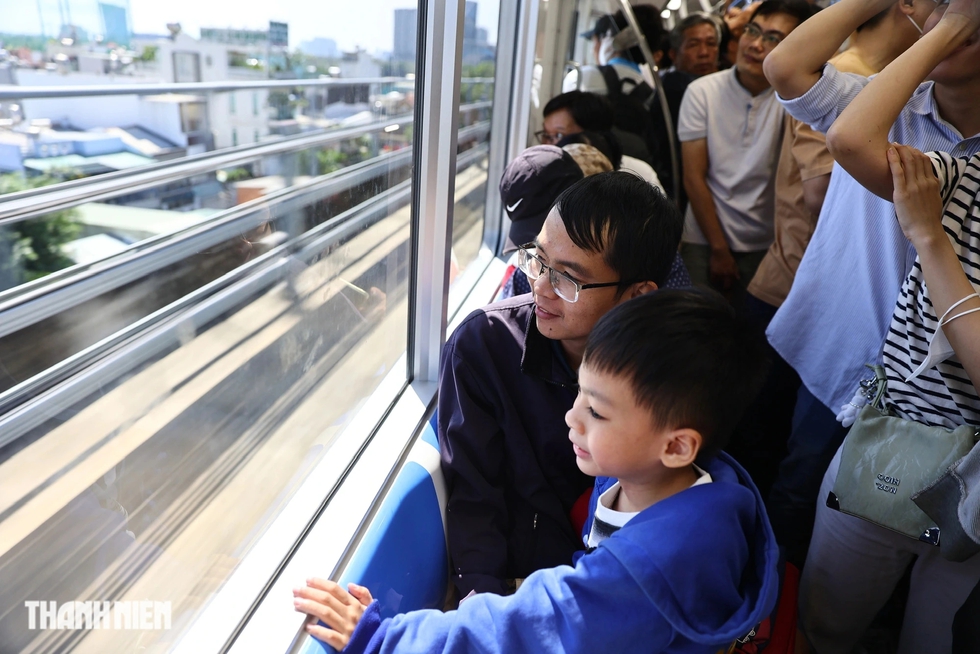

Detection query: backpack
xmin=597 ymin=65 xmax=657 ymax=167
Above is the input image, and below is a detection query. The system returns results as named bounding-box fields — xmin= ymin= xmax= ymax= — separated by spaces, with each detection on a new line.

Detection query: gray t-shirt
xmin=677 ymin=67 xmax=784 ymax=252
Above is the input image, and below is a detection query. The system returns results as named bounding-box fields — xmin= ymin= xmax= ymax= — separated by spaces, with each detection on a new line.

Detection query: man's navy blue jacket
xmin=438 ymin=294 xmax=590 ymax=597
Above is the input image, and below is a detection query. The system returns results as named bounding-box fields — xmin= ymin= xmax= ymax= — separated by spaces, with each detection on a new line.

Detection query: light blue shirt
xmin=768 ymin=63 xmax=980 ymax=411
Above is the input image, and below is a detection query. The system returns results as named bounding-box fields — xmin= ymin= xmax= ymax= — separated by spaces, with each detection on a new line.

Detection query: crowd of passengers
xmin=293 ymin=0 xmax=980 ymax=651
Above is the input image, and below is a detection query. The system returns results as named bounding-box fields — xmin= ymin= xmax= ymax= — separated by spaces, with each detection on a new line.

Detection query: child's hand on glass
xmin=887 ymin=144 xmax=944 ymax=245
xmin=293 ymin=578 xmax=374 ymax=650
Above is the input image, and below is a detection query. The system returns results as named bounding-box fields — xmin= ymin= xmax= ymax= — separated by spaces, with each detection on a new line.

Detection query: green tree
xmin=137 ymin=45 xmax=158 ymax=62
xmin=0 ymin=173 xmax=81 ymax=285
xmin=317 ymin=148 xmax=349 ymax=175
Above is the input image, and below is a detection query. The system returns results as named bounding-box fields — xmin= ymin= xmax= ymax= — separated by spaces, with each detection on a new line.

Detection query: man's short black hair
xmin=582 ymin=289 xmax=769 ymax=459
xmin=749 ymin=0 xmax=815 ymax=30
xmin=542 ymin=91 xmax=615 ymax=132
xmin=552 ymin=171 xmax=681 ymax=289
xmin=669 ymin=13 xmax=722 ymax=52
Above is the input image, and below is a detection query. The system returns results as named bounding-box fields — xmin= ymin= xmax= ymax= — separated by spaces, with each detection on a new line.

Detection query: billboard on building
xmin=268 ymin=21 xmax=288 ymax=47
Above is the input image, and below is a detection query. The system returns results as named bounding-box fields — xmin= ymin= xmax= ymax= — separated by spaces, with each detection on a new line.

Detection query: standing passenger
xmin=654 ymin=13 xmax=722 ymax=208
xmin=562 ymin=6 xmax=667 ymax=167
xmin=761 ymin=0 xmax=979 ymax=567
xmin=730 ymin=0 xmax=920 ymax=511
xmin=790 ymin=0 xmax=980 ymax=648
xmin=678 ymin=0 xmax=813 ymax=309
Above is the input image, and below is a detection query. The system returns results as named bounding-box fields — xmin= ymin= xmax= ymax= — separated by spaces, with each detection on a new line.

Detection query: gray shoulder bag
xmin=828 ymin=365 xmax=980 ymax=545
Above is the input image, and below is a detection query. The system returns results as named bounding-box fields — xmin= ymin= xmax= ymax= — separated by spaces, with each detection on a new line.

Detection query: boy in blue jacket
xmin=293 ymin=289 xmax=779 ymax=653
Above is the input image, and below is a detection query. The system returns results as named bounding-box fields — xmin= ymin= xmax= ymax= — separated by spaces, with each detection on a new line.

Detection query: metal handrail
xmin=0 ymin=101 xmax=492 ymax=226
xmin=0 ymin=141 xmax=489 ymax=341
xmin=0 ymin=143 xmax=489 ymax=438
xmin=0 ymin=77 xmax=494 ymax=100
xmin=0 ymin=182 xmax=414 ymax=447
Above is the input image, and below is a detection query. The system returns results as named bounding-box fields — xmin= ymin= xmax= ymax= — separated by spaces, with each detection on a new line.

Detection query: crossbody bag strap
xmin=860 ymin=363 xmax=888 ymax=411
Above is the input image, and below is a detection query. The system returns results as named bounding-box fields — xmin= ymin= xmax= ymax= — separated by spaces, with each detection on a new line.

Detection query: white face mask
xmin=598 ymin=34 xmax=616 ymax=65
xmin=906 ymin=292 xmax=980 ymax=381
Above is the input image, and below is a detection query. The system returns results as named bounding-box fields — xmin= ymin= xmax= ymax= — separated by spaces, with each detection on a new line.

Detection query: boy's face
xmin=531 ymin=209 xmax=637 ymax=352
xmin=565 ymin=364 xmax=670 ymax=480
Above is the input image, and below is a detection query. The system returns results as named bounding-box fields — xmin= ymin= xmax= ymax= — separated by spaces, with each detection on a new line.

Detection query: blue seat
xmin=301 ymin=417 xmax=447 ymax=653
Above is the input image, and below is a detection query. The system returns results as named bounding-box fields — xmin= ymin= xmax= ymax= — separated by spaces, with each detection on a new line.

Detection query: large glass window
xmin=0 ymin=1 xmax=423 ymax=650
xmin=449 ymin=0 xmax=500 ymax=288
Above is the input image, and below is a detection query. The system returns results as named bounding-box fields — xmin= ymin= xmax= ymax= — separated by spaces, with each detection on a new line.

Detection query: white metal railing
xmin=0 ymin=76 xmax=494 ymax=100
xmin=0 ymin=143 xmax=489 ymax=421
xmin=0 ymin=101 xmax=493 ymax=226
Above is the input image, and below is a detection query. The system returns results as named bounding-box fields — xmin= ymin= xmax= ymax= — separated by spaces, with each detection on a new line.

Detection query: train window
xmin=0 ymin=0 xmax=430 ymax=650
xmin=449 ymin=0 xmax=500 ymax=287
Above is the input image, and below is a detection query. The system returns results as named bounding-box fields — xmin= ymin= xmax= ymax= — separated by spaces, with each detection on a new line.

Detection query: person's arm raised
xmin=826 ymin=1 xmax=980 ymax=199
xmin=764 ymin=0 xmax=896 ymax=99
xmin=888 ymin=145 xmax=980 ymax=388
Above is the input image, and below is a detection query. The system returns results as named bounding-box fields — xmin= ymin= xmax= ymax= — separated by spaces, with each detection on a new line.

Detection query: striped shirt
xmin=882 ymin=152 xmax=980 ymax=428
xmin=768 ymin=64 xmax=980 ymax=411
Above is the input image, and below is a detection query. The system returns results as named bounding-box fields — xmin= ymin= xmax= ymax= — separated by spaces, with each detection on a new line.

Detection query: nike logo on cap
xmin=506 ymin=198 xmax=523 ymax=212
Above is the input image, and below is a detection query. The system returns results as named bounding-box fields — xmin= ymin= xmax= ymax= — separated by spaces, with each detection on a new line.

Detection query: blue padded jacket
xmin=342 ymin=452 xmax=779 ymax=654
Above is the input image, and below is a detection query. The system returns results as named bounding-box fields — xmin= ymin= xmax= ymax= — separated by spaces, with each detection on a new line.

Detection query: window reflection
xmin=450 ymin=0 xmax=500 ymax=285
xmin=0 ymin=0 xmax=423 ymax=650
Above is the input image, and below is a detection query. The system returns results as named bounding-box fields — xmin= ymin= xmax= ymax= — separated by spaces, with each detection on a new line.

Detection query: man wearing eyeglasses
xmin=438 ymin=171 xmax=681 ymax=600
xmin=677 ymin=0 xmax=813 ymax=310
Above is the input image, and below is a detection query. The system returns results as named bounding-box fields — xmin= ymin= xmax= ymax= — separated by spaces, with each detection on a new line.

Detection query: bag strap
xmin=860 ymin=364 xmax=888 ymax=410
xmin=626 ymin=81 xmax=655 ymax=109
xmin=598 ymin=65 xmax=623 ymax=101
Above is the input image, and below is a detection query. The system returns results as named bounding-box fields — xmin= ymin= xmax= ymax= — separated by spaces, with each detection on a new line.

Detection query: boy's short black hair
xmin=582 ymin=289 xmax=769 ymax=458
xmin=552 ymin=171 xmax=681 ymax=288
xmin=749 ymin=0 xmax=815 ymax=29
xmin=542 ymin=91 xmax=615 ymax=132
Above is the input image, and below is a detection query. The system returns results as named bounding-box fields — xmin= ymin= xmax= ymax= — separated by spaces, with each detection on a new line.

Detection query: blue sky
xmin=3 ymin=0 xmax=500 ymax=54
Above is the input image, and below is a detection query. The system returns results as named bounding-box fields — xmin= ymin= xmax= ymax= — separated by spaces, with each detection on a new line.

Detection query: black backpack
xmin=599 ymin=65 xmax=692 ymax=203
xmin=597 ymin=65 xmax=657 ymax=166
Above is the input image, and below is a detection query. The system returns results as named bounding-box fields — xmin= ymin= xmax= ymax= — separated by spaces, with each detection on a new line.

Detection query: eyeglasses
xmin=518 ymin=244 xmax=623 ymax=303
xmin=742 ymin=22 xmax=783 ymax=50
xmin=534 ymin=130 xmax=565 ymax=145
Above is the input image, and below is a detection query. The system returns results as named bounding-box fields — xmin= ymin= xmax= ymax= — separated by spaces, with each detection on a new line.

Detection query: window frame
xmin=170 ymin=0 xmax=534 ymax=649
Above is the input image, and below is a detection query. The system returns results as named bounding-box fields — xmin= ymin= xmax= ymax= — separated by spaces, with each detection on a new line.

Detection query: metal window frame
xmin=408 ymin=0 xmax=467 ymax=385
xmin=0 ymin=0 xmax=540 ymax=650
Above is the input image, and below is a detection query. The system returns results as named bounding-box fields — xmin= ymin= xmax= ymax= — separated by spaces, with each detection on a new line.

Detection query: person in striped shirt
xmin=792 ymin=0 xmax=980 ymax=651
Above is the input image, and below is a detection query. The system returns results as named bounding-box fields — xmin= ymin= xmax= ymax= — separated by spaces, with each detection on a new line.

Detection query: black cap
xmin=499 ymin=145 xmax=584 ymax=253
xmin=581 ymin=14 xmax=618 ymax=39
